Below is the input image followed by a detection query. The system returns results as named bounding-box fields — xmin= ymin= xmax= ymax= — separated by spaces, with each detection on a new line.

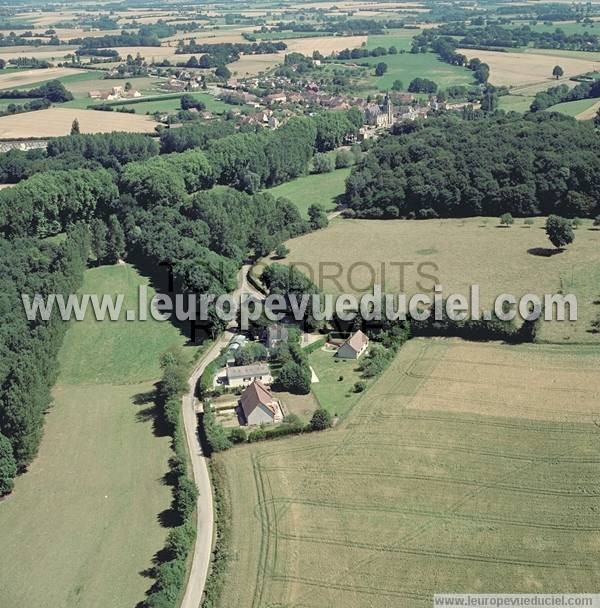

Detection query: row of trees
xmin=335 ymin=44 xmax=400 ymax=60
xmin=0 ymin=225 xmax=90 ymax=489
xmin=434 ymin=22 xmax=600 ymax=53
xmin=143 ymin=348 xmax=198 ymax=608
xmin=346 ymin=113 xmax=600 ymax=219
xmin=530 ymin=80 xmax=600 ymax=112
xmin=0 ymin=79 xmax=72 ymax=102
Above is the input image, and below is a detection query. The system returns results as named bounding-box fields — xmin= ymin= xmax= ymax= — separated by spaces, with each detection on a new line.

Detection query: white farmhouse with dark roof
xmin=335 ymin=330 xmax=369 ymax=360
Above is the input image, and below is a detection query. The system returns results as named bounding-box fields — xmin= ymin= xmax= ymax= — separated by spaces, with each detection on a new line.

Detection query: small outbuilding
xmin=335 ymin=330 xmax=369 ymax=359
xmin=240 ymin=380 xmax=283 ymax=425
xmin=226 ymin=363 xmax=272 ymax=387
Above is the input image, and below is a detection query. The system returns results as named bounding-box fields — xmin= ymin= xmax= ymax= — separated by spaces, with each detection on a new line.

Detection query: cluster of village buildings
xmin=88 ymin=84 xmax=142 ymax=101
xmin=216 ymin=327 xmax=370 ymax=427
xmin=137 ymin=63 xmax=446 ymax=131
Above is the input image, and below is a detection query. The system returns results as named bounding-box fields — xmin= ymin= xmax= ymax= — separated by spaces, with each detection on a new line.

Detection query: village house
xmin=336 ymin=330 xmax=369 ymax=359
xmin=264 ymin=92 xmax=287 ymax=105
xmin=164 ymin=77 xmax=187 ymax=91
xmin=239 ymin=380 xmax=283 ymax=426
xmin=226 ymin=362 xmax=273 ymax=387
xmin=88 ymin=85 xmax=141 ymax=101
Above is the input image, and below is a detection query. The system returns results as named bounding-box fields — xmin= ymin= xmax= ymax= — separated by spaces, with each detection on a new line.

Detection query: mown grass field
xmin=308 ymin=347 xmax=365 ymax=419
xmin=365 ymin=28 xmax=419 ymax=52
xmin=546 ymin=96 xmax=600 ymax=118
xmin=498 ymin=93 xmax=534 ymax=113
xmin=265 ymin=167 xmax=350 ymax=217
xmin=281 ymin=217 xmax=600 ymax=343
xmin=351 ymin=51 xmax=476 ymax=91
xmin=217 ymin=338 xmax=600 ymax=607
xmin=0 ymin=263 xmax=193 ymax=608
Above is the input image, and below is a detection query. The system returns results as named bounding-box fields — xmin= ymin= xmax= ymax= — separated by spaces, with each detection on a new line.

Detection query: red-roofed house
xmin=239 ymin=380 xmax=283 ymax=425
xmin=335 ymin=330 xmax=369 ymax=359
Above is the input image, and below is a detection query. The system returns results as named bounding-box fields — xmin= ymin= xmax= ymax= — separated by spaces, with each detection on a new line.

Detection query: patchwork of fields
xmin=217 ymin=338 xmax=600 ymax=607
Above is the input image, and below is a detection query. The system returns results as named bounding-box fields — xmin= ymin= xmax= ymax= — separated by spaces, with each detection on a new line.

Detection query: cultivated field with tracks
xmin=216 ymin=338 xmax=600 ymax=607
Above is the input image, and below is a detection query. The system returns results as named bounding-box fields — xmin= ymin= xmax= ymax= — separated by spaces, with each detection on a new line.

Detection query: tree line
xmin=530 ymin=79 xmax=600 ymax=112
xmin=0 ymin=225 xmax=90 ymax=492
xmin=0 ymin=79 xmax=72 ymax=102
xmin=345 ymin=113 xmax=600 ymax=219
xmin=451 ymin=22 xmax=600 ymax=52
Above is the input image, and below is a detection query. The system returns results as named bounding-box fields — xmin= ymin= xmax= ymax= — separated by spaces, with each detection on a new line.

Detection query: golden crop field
xmin=285 ymin=35 xmax=368 ymax=56
xmin=0 ymin=45 xmax=76 ymax=62
xmin=0 ymin=107 xmax=157 ymax=137
xmin=279 ymin=217 xmax=600 ymax=343
xmin=0 ymin=67 xmax=85 ymax=90
xmin=217 ymin=338 xmax=600 ymax=607
xmin=229 ymin=52 xmax=284 ymax=76
xmin=458 ymin=48 xmax=600 ymax=91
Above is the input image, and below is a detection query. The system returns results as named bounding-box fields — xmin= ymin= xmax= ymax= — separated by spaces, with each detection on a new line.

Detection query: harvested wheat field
xmin=0 ymin=67 xmax=85 ymax=90
xmin=55 ymin=28 xmax=123 ymax=41
xmin=0 ymin=45 xmax=76 ymax=63
xmin=216 ymin=338 xmax=600 ymax=607
xmin=458 ymin=48 xmax=600 ymax=89
xmin=286 ymin=35 xmax=367 ymax=55
xmin=162 ymin=27 xmax=253 ymax=44
xmin=278 ymin=217 xmax=600 ymax=343
xmin=229 ymin=53 xmax=284 ymax=76
xmin=0 ymin=107 xmax=157 ymax=137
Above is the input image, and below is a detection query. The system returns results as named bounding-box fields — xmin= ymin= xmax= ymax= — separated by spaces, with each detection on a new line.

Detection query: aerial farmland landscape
xmin=0 ymin=1 xmax=599 ymax=608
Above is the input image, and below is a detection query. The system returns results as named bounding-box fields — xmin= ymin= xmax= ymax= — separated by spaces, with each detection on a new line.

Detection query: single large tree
xmin=308 ymin=204 xmax=329 ymax=230
xmin=89 ymin=218 xmax=108 ymax=264
xmin=552 ymin=65 xmax=564 ymax=79
xmin=105 ymin=214 xmax=126 ymax=263
xmin=310 ymin=408 xmax=332 ymax=431
xmin=545 ymin=214 xmax=574 ymax=249
xmin=375 ymin=62 xmax=388 ymax=77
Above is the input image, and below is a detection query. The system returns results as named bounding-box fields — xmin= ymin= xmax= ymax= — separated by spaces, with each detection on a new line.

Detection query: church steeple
xmin=383 ymin=92 xmax=393 ymax=124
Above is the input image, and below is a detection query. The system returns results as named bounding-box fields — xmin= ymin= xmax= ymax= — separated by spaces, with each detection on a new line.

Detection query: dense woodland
xmin=346 ymin=113 xmax=600 ymax=219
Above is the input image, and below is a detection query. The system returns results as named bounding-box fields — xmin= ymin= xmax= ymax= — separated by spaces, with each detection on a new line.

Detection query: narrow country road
xmin=180 ymin=265 xmax=263 ymax=608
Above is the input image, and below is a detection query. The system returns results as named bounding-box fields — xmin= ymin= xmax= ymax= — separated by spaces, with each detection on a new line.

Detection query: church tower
xmin=383 ymin=93 xmax=393 ymax=125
